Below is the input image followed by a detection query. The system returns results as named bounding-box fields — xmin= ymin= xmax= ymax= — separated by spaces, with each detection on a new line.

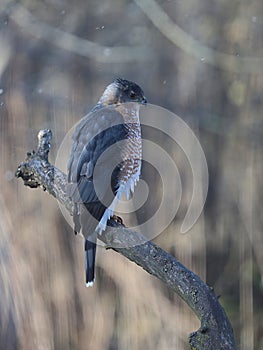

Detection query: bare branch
xmin=134 ymin=0 xmax=263 ymax=74
xmin=16 ymin=129 xmax=237 ymax=350
xmin=5 ymin=2 xmax=150 ymax=63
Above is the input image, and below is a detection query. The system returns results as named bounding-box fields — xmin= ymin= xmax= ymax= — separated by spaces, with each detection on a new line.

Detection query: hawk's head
xmin=99 ymin=78 xmax=147 ymax=106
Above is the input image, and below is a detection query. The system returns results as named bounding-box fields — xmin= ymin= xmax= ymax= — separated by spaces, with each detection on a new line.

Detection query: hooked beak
xmin=141 ymin=97 xmax=147 ymax=105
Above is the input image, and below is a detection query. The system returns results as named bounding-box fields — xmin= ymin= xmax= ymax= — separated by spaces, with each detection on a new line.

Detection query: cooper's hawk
xmin=67 ymin=78 xmax=147 ymax=286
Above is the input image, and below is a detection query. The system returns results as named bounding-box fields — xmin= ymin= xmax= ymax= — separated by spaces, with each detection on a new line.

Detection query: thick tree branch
xmin=16 ymin=129 xmax=236 ymax=350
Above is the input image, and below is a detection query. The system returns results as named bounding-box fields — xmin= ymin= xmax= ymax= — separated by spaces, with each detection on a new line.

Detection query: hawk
xmin=67 ymin=78 xmax=147 ymax=286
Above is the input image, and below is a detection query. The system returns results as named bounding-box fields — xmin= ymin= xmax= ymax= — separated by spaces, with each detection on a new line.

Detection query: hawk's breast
xmin=97 ymin=106 xmax=142 ymax=232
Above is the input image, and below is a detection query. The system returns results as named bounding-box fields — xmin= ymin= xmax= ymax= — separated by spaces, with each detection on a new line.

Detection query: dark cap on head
xmin=99 ymin=78 xmax=147 ymax=105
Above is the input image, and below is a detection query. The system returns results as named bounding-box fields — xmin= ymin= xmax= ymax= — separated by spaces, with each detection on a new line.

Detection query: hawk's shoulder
xmin=67 ymin=105 xmax=128 ymax=185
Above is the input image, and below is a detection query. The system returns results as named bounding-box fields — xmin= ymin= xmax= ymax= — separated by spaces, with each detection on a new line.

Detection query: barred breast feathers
xmin=97 ymin=104 xmax=142 ymax=233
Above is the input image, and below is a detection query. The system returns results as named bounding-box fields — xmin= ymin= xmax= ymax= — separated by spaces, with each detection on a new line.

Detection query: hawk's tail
xmin=85 ymin=239 xmax=96 ymax=287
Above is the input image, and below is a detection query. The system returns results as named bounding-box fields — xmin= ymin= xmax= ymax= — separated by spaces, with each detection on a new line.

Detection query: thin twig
xmin=5 ymin=1 xmax=150 ymax=63
xmin=134 ymin=0 xmax=263 ymax=74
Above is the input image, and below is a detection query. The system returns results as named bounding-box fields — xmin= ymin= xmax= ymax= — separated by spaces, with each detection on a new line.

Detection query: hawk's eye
xmin=130 ymin=91 xmax=136 ymax=99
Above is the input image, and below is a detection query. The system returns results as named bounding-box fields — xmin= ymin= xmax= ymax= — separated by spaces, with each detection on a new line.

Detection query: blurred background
xmin=1 ymin=0 xmax=263 ymax=349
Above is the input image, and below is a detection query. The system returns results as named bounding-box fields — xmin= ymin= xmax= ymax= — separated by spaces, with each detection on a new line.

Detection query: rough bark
xmin=16 ymin=129 xmax=237 ymax=350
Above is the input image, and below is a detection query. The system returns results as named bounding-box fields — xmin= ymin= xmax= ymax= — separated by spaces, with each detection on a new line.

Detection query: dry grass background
xmin=1 ymin=0 xmax=263 ymax=349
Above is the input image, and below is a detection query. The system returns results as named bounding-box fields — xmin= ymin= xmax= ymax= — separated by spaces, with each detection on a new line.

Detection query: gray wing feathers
xmin=67 ymin=107 xmax=126 ymax=234
xmin=68 ymin=107 xmax=124 ymax=185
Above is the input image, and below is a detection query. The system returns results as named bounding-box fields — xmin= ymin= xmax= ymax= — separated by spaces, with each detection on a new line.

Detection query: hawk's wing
xmin=67 ymin=105 xmax=128 ymax=236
